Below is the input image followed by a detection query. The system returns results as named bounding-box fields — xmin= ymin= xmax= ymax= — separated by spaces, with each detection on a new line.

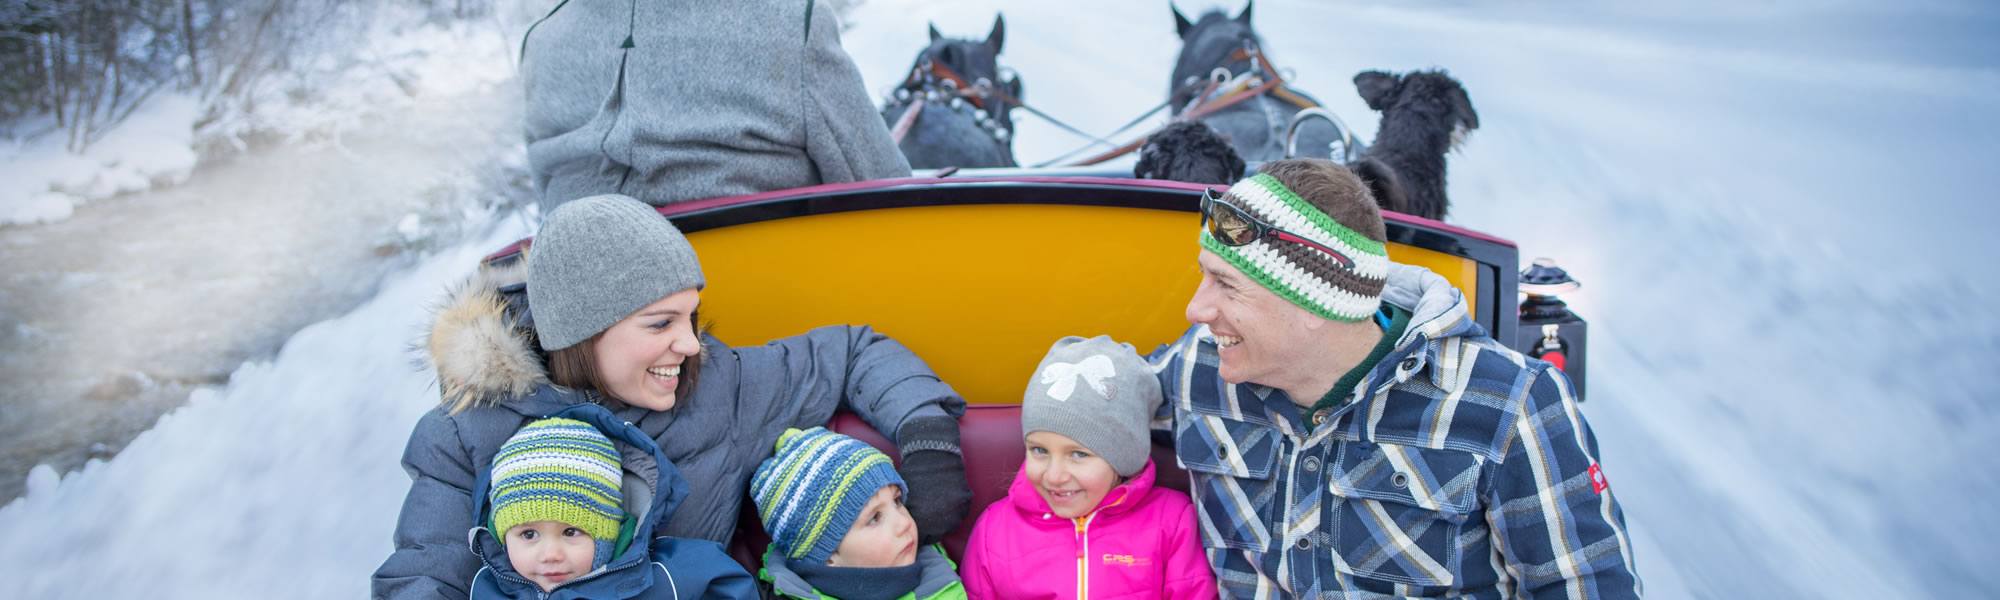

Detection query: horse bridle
xmin=901 ymin=58 xmax=1018 ymax=115
xmin=1182 ymin=40 xmax=1316 ymax=112
xmin=1066 ymin=39 xmax=1320 ymax=167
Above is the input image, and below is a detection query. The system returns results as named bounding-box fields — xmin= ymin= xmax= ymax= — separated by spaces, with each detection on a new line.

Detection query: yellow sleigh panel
xmin=681 ymin=187 xmax=1496 ymax=406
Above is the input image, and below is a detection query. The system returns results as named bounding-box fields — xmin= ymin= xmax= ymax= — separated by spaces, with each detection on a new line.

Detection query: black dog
xmin=1350 ymin=69 xmax=1478 ymax=221
xmin=1135 ymin=121 xmax=1246 ymax=186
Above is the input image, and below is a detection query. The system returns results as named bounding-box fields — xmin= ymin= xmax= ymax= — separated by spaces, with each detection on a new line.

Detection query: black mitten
xmin=895 ymin=416 xmax=972 ymax=545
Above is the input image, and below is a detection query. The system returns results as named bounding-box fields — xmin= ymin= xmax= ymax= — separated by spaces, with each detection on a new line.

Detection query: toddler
xmin=471 ymin=413 xmax=754 ymax=598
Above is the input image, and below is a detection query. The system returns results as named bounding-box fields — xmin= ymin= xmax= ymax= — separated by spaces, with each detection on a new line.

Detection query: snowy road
xmin=4 ymin=0 xmax=1995 ymax=597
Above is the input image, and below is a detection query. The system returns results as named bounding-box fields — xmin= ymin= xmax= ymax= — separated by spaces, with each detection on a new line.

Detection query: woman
xmin=373 ymin=195 xmax=970 ymax=599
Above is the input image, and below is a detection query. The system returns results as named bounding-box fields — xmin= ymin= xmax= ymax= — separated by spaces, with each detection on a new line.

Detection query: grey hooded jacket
xmin=522 ymin=0 xmax=912 ymax=210
xmin=372 ymin=264 xmax=962 ymax=599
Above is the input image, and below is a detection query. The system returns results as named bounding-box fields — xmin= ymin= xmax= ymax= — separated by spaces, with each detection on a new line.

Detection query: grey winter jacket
xmin=372 ymin=265 xmax=963 ymax=600
xmin=521 ymin=0 xmax=912 ymax=210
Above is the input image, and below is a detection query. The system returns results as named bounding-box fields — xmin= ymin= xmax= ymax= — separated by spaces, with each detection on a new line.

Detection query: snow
xmin=0 ymin=12 xmax=517 ymax=229
xmin=201 ymin=18 xmax=519 ymax=153
xmin=3 ymin=0 xmax=1997 ymax=597
xmin=0 ymin=95 xmax=200 ymax=226
xmin=0 ymin=47 xmax=532 ymax=506
xmin=0 ymin=216 xmax=532 ymax=597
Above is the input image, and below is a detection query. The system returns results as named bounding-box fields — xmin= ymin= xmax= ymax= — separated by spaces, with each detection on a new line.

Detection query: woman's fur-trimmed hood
xmin=427 ymin=259 xmax=547 ymax=412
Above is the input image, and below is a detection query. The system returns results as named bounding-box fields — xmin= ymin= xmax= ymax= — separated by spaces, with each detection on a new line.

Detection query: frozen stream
xmin=0 ymin=87 xmax=527 ymax=502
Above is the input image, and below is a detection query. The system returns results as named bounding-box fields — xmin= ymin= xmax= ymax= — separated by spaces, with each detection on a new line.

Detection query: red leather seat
xmin=728 ymin=406 xmax=1188 ymax=570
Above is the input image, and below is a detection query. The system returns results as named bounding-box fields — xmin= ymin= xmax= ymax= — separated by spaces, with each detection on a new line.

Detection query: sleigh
xmin=478 ymin=170 xmax=1588 ymax=565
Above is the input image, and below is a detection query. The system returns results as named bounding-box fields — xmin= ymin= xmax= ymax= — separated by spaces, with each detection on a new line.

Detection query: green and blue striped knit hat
xmin=489 ymin=418 xmax=626 ymax=561
xmin=1201 ymin=172 xmax=1391 ymax=322
xmin=750 ymin=427 xmax=907 ymax=564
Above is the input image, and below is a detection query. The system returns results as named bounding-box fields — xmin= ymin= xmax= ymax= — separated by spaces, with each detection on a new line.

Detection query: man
xmin=1150 ymin=159 xmax=1641 ymax=598
xmin=520 ymin=0 xmax=911 ymax=210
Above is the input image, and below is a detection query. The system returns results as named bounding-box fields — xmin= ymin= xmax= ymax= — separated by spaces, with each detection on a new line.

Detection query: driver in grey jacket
xmin=521 ymin=0 xmax=911 ymax=210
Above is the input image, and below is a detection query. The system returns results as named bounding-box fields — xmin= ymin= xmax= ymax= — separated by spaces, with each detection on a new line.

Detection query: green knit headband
xmin=1199 ymin=173 xmax=1390 ymax=322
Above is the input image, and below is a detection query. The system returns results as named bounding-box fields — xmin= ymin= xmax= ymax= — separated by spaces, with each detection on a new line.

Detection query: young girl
xmin=961 ymin=336 xmax=1216 ymax=599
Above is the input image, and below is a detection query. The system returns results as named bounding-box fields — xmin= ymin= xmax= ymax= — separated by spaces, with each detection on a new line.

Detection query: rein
xmin=1062 ymin=40 xmax=1318 ymax=166
xmin=1222 ymin=45 xmax=1319 ymax=112
xmin=891 ymin=59 xmax=1116 ymax=149
xmin=888 ymin=95 xmax=928 ymax=143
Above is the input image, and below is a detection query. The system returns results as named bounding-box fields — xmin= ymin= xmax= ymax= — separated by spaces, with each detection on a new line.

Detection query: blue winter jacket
xmin=468 ymin=403 xmax=757 ymax=599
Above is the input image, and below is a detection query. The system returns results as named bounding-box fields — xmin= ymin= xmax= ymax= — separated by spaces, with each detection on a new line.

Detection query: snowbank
xmin=0 ymin=95 xmax=200 ymax=226
xmin=0 ymin=16 xmax=515 ymax=228
xmin=0 ymin=216 xmax=532 ymax=596
xmin=199 ymin=19 xmax=518 ymax=155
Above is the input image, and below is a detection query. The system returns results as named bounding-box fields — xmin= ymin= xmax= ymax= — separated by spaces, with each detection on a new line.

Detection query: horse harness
xmin=1197 ymin=43 xmax=1321 ymax=115
xmin=885 ymin=39 xmax=1326 ymax=166
xmin=1068 ymin=40 xmax=1319 ymax=166
xmin=886 ymin=59 xmax=1016 ymax=145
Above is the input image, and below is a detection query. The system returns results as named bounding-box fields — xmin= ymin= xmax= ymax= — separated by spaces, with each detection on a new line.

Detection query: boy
xmin=751 ymin=427 xmax=966 ymax=599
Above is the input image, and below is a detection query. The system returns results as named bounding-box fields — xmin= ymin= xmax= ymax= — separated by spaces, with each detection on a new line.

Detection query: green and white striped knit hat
xmin=488 ymin=418 xmax=626 ymax=545
xmin=750 ymin=427 xmax=907 ymax=564
xmin=1200 ymin=172 xmax=1390 ymax=322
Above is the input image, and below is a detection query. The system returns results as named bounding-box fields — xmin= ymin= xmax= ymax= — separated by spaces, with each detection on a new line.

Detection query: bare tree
xmin=0 ymin=0 xmax=493 ymax=150
xmin=181 ymin=0 xmax=198 ymax=87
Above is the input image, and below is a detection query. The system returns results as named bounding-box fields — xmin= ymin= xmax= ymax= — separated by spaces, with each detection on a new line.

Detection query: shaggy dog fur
xmin=1350 ymin=69 xmax=1479 ymax=221
xmin=1135 ymin=121 xmax=1246 ymax=185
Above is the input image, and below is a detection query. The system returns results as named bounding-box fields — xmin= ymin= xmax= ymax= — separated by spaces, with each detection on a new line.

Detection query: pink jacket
xmin=960 ymin=459 xmax=1217 ymax=600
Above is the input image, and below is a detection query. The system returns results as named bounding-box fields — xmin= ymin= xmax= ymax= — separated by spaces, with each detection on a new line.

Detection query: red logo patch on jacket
xmin=1589 ymin=464 xmax=1609 ymax=494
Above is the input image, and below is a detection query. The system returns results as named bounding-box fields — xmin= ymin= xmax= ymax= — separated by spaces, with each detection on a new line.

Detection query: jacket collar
xmin=1374 ymin=263 xmax=1484 ymax=389
xmin=427 ymin=261 xmax=548 ymax=412
xmin=469 ymin=402 xmax=690 ymax=595
xmin=762 ymin=545 xmax=963 ymax=599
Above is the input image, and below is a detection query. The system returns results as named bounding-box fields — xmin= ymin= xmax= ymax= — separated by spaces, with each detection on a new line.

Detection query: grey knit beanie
xmin=1021 ymin=336 xmax=1162 ymax=477
xmin=527 ymin=194 xmax=705 ymax=351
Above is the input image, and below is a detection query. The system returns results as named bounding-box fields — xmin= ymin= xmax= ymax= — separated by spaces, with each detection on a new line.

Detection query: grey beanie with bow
xmin=1021 ymin=335 xmax=1163 ymax=477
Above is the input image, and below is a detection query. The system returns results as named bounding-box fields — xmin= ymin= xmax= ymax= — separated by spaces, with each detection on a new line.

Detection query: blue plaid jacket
xmin=1150 ymin=265 xmax=1641 ymax=599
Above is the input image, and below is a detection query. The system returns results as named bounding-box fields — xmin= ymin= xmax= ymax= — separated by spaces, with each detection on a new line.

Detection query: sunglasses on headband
xmin=1199 ymin=188 xmax=1355 ymax=269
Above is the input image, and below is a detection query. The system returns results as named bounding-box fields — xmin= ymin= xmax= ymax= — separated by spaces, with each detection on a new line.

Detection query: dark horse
xmin=1167 ymin=2 xmax=1347 ymax=164
xmin=879 ymin=15 xmax=1021 ymax=169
